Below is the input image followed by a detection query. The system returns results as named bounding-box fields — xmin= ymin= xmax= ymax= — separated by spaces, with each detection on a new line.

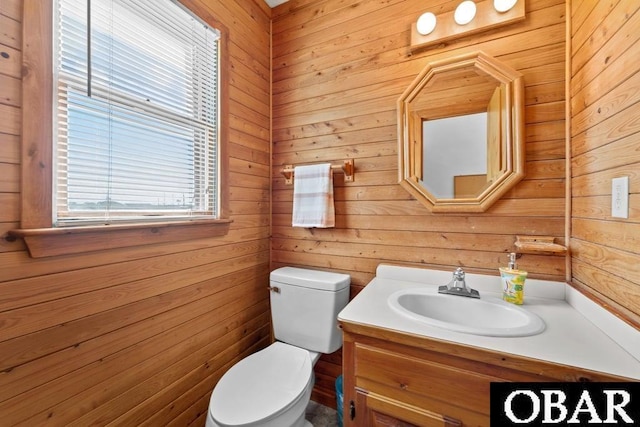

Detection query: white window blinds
xmin=54 ymin=0 xmax=220 ymax=226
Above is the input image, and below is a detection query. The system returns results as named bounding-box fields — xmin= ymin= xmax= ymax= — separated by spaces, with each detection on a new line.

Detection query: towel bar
xmin=281 ymin=160 xmax=354 ymax=184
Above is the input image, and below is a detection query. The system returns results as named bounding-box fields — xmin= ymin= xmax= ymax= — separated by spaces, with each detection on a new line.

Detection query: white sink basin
xmin=388 ymin=288 xmax=545 ymax=337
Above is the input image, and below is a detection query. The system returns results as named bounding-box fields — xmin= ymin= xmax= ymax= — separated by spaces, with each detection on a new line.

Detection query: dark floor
xmin=305 ymin=400 xmax=340 ymax=427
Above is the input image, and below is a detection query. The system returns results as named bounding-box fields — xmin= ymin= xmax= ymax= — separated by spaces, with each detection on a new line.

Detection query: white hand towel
xmin=292 ymin=163 xmax=335 ymax=228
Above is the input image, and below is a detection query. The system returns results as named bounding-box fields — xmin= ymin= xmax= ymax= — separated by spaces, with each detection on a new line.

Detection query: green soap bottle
xmin=500 ymin=252 xmax=528 ymax=305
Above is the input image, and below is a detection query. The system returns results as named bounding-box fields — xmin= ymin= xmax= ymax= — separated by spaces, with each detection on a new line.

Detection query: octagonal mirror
xmin=398 ymin=51 xmax=525 ymax=212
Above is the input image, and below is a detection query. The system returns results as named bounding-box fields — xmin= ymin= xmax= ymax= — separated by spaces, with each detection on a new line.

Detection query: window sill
xmin=8 ymin=218 xmax=232 ymax=258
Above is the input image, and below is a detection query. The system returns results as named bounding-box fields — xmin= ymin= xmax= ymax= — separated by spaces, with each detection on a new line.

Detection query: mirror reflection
xmin=398 ymin=51 xmax=525 ymax=212
xmin=422 ymin=112 xmax=488 ymax=198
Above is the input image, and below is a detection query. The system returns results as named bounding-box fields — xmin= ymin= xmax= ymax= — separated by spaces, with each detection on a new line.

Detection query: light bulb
xmin=416 ymin=12 xmax=437 ymax=35
xmin=454 ymin=0 xmax=477 ymax=25
xmin=494 ymin=0 xmax=518 ymax=13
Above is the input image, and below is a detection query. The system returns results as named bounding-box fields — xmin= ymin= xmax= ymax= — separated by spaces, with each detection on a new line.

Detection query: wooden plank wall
xmin=0 ymin=0 xmax=272 ymax=425
xmin=570 ymin=1 xmax=640 ymax=326
xmin=271 ymin=0 xmax=567 ymax=408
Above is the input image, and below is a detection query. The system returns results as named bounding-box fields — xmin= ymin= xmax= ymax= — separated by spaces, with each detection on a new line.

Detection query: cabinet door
xmin=354 ymin=389 xmax=462 ymax=427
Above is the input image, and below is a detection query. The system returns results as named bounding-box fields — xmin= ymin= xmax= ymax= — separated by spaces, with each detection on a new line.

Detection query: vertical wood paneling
xmin=570 ymin=0 xmax=640 ymax=326
xmin=0 ymin=0 xmax=272 ymax=425
xmin=272 ymin=0 xmax=567 ymax=408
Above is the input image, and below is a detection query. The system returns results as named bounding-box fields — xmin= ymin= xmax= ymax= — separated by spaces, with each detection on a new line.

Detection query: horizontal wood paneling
xmin=272 ymin=0 xmax=567 ymax=274
xmin=4 ymin=0 xmax=639 ymax=423
xmin=570 ymin=0 xmax=640 ymax=326
xmin=272 ymin=0 xmax=567 ymax=407
xmin=0 ymin=0 xmax=272 ymax=425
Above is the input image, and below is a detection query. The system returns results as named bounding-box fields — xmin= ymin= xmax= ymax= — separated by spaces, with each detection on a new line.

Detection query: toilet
xmin=205 ymin=267 xmax=350 ymax=427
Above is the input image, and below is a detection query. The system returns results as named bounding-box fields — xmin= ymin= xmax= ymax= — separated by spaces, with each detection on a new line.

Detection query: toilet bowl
xmin=205 ymin=342 xmax=319 ymax=427
xmin=205 ymin=267 xmax=350 ymax=427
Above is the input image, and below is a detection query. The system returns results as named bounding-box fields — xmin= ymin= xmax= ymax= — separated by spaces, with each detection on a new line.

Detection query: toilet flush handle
xmin=268 ymin=286 xmax=280 ymax=293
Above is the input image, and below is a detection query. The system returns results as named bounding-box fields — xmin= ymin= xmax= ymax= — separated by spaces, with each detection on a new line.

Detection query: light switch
xmin=611 ymin=177 xmax=629 ymax=219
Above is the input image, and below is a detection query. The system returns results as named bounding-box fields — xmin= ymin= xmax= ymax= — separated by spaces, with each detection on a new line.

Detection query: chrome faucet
xmin=438 ymin=267 xmax=480 ymax=298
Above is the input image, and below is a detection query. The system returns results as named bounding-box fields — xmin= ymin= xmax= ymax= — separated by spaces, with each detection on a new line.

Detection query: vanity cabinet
xmin=341 ymin=322 xmax=630 ymax=427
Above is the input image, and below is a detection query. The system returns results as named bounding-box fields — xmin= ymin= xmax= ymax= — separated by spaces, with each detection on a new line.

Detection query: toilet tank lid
xmin=271 ymin=267 xmax=350 ymax=291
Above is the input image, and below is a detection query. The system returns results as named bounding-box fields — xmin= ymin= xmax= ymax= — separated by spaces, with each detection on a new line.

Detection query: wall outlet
xmin=611 ymin=176 xmax=629 ymax=219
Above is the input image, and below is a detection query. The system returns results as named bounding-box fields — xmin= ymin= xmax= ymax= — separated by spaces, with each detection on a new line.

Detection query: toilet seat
xmin=210 ymin=342 xmax=313 ymax=426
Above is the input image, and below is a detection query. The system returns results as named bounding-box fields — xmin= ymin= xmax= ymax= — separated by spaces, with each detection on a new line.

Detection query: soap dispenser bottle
xmin=500 ymin=253 xmax=528 ymax=305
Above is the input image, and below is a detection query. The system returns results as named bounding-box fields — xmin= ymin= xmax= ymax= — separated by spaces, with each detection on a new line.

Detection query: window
xmin=55 ymin=0 xmax=220 ymax=225
xmin=12 ymin=0 xmax=230 ymax=258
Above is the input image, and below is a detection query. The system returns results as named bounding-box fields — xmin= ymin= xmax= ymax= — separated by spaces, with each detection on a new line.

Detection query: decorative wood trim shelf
xmin=280 ymin=159 xmax=355 ymax=184
xmin=8 ymin=219 xmax=233 ymax=258
xmin=515 ymin=236 xmax=567 ymax=255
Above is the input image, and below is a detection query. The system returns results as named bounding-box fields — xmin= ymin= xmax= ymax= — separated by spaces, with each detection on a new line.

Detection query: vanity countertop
xmin=338 ymin=264 xmax=640 ymax=380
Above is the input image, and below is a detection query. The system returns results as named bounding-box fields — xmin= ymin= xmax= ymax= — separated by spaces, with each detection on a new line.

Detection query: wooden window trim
xmin=12 ymin=0 xmax=231 ymax=258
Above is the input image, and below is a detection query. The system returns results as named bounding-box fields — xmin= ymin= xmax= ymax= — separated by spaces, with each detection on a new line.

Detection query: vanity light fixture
xmin=410 ymin=0 xmax=526 ymax=51
xmin=454 ymin=1 xmax=477 ymax=25
xmin=494 ymin=0 xmax=518 ymax=13
xmin=416 ymin=12 xmax=437 ymax=35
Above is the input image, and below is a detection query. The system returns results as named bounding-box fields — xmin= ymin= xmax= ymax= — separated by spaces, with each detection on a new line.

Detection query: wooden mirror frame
xmin=398 ymin=51 xmax=525 ymax=213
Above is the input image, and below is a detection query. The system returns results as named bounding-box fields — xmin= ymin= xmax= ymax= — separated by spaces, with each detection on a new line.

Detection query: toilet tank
xmin=270 ymin=267 xmax=350 ymax=354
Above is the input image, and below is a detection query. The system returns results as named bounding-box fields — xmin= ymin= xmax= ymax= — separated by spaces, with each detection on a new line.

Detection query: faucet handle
xmin=439 ymin=267 xmax=480 ymax=298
